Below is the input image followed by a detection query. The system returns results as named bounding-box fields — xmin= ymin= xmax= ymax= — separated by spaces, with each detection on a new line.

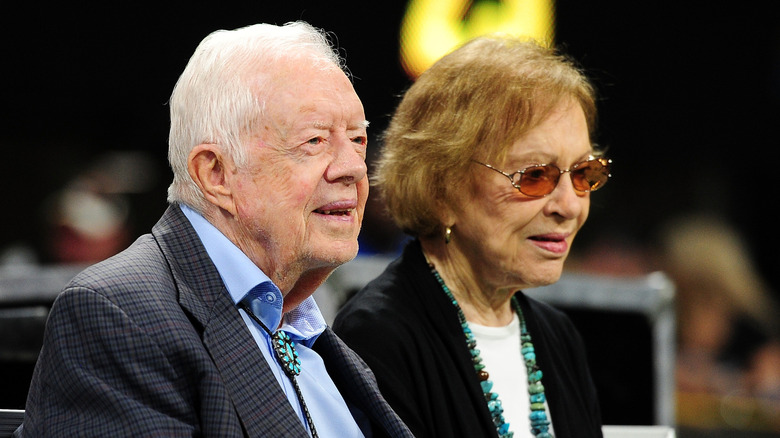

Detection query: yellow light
xmin=400 ymin=0 xmax=556 ymax=78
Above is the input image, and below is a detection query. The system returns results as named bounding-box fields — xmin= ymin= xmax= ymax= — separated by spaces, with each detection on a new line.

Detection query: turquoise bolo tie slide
xmin=272 ymin=331 xmax=302 ymax=376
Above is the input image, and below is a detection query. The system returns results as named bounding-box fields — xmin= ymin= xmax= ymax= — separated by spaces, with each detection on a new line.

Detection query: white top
xmin=470 ymin=313 xmax=554 ymax=437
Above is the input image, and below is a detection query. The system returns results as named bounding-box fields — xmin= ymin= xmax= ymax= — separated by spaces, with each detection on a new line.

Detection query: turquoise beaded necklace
xmin=430 ymin=264 xmax=554 ymax=438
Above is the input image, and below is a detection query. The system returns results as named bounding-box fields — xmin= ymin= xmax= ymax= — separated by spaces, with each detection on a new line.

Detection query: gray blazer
xmin=21 ymin=205 xmax=413 ymax=437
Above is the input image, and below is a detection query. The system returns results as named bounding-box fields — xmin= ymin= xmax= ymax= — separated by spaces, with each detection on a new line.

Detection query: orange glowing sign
xmin=400 ymin=0 xmax=556 ymax=78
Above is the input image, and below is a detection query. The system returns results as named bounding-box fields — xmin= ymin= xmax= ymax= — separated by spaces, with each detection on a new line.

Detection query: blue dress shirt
xmin=180 ymin=204 xmax=366 ymax=437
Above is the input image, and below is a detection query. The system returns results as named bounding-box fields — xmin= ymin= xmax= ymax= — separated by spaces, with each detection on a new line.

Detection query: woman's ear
xmin=187 ymin=144 xmax=237 ymax=216
xmin=435 ymin=191 xmax=458 ymax=230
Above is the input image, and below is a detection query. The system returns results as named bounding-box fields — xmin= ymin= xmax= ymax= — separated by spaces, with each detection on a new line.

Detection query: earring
xmin=444 ymin=226 xmax=452 ymax=244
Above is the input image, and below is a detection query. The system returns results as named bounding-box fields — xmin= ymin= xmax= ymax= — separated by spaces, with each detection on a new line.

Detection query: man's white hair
xmin=166 ymin=21 xmax=345 ymax=212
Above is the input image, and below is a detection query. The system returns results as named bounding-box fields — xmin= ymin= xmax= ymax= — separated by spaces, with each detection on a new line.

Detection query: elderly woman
xmin=333 ymin=35 xmax=609 ymax=438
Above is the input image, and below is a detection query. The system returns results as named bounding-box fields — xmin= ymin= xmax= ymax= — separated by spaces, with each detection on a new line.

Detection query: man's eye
xmin=352 ymin=136 xmax=367 ymax=146
xmin=307 ymin=137 xmax=323 ymax=145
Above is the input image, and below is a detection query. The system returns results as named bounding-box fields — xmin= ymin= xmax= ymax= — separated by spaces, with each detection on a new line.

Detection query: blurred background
xmin=1 ymin=1 xmax=778 ymax=436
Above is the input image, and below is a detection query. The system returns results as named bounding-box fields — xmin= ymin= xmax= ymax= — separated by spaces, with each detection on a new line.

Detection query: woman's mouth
xmin=529 ymin=233 xmax=569 ymax=254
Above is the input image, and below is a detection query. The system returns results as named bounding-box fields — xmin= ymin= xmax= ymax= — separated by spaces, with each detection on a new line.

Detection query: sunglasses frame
xmin=473 ymin=157 xmax=612 ymax=197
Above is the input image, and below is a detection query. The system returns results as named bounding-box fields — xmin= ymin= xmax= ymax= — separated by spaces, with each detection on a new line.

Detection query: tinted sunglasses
xmin=473 ymin=157 xmax=612 ymax=197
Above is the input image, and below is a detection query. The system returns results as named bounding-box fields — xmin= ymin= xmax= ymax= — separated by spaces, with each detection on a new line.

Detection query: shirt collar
xmin=179 ymin=204 xmax=326 ymax=345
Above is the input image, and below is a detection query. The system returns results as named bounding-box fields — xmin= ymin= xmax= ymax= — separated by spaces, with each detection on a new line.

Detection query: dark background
xmin=2 ymin=2 xmax=779 ymax=288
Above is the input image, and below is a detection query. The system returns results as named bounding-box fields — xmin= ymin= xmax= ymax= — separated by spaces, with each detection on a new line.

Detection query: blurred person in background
xmin=660 ymin=215 xmax=780 ymax=432
xmin=0 ymin=151 xmax=159 ymax=267
xmin=41 ymin=186 xmax=130 ymax=265
xmin=334 ymin=35 xmax=610 ymax=438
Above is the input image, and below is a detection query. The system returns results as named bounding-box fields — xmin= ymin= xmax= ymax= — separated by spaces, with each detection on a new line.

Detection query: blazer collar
xmin=151 ymin=205 xmax=307 ymax=436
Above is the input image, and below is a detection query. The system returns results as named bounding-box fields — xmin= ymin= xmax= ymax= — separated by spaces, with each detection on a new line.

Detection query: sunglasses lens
xmin=571 ymin=159 xmax=611 ymax=192
xmin=518 ymin=165 xmax=559 ymax=197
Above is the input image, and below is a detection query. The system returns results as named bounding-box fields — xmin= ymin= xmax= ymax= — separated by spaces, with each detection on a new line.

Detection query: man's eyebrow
xmin=349 ymin=120 xmax=370 ymax=130
xmin=310 ymin=120 xmax=370 ymax=130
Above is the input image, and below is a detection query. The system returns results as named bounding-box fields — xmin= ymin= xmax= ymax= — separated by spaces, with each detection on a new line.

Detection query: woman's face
xmin=448 ymin=99 xmax=593 ymax=292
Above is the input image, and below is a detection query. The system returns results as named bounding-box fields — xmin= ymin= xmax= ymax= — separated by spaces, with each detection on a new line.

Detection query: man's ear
xmin=187 ymin=144 xmax=237 ymax=216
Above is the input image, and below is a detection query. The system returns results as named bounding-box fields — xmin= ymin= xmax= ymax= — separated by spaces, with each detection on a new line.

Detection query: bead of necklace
xmin=430 ymin=264 xmax=553 ymax=438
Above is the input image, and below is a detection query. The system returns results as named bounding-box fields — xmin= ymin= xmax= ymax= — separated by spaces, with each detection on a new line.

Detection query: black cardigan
xmin=333 ymin=240 xmax=603 ymax=438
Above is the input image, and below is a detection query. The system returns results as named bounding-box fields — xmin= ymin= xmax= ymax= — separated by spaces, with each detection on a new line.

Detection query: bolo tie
xmin=240 ymin=303 xmax=319 ymax=437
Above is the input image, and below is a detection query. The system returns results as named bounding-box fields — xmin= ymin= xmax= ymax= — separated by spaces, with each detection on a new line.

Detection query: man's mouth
xmin=314 ymin=199 xmax=358 ymax=217
xmin=314 ymin=208 xmax=354 ymax=216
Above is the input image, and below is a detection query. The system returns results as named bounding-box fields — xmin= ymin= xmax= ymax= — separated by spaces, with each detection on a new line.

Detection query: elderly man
xmin=20 ymin=22 xmax=412 ymax=437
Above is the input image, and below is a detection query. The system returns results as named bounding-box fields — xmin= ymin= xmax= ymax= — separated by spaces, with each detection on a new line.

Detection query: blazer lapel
xmin=314 ymin=328 xmax=413 ymax=438
xmin=151 ymin=205 xmax=307 ymax=436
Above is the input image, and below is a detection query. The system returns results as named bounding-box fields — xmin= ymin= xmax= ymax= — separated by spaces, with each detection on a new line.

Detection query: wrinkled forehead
xmin=247 ymin=48 xmax=347 ymax=91
xmin=251 ymin=63 xmax=365 ymax=141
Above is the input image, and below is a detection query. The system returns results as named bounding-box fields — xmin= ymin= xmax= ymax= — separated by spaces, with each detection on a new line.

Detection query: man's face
xmin=229 ymin=62 xmax=368 ymax=288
